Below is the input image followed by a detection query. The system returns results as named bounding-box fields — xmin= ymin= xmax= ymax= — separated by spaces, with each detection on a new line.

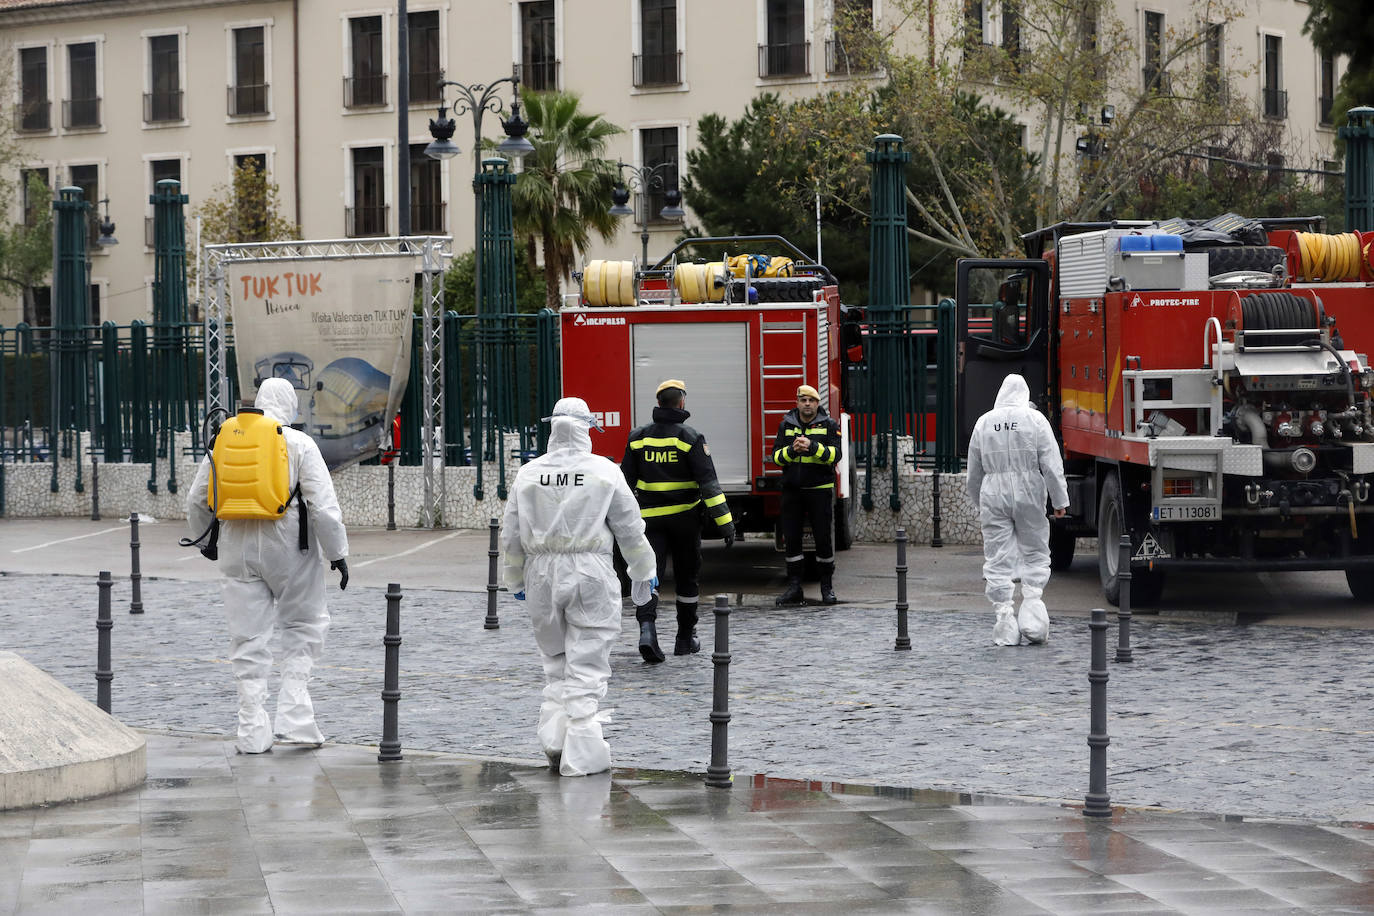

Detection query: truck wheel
xmin=1097 ymin=471 xmax=1124 ymax=606
xmin=1049 ymin=526 xmax=1075 ymax=570
xmin=1207 ymin=245 xmax=1285 ymax=275
xmin=834 ymin=463 xmax=858 ymax=551
xmin=1345 ymin=568 xmax=1374 ymax=601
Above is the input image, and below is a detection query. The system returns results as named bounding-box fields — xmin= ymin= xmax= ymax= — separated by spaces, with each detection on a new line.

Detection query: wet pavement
xmin=2 ymin=732 xmax=1372 ymax=914
xmin=2 ymin=519 xmax=1373 ymax=912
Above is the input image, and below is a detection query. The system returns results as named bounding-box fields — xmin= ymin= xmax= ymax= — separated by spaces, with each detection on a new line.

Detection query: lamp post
xmin=425 ymin=69 xmax=533 ymax=493
xmin=608 ymin=160 xmax=686 ymax=266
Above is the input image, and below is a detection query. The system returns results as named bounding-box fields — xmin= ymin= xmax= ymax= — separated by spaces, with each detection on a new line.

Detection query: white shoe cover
xmin=236 ymin=679 xmax=273 ymax=754
xmin=560 ymin=712 xmax=612 ymax=777
xmin=538 ymin=700 xmax=569 ymax=758
xmin=273 ymin=660 xmax=325 ymax=745
xmin=992 ymin=605 xmax=1020 ymax=647
xmin=1018 ymin=594 xmax=1050 ymax=644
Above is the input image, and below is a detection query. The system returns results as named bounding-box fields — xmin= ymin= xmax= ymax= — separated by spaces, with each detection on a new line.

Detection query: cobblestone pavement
xmin=3 ymin=571 xmax=1371 ymax=826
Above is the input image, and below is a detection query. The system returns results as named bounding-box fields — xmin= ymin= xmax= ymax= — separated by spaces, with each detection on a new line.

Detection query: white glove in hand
xmin=630 ymin=578 xmax=656 ymax=606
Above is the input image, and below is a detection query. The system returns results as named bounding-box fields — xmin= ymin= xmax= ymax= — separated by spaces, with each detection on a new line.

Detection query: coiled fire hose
xmin=1293 ymin=231 xmax=1367 ymax=281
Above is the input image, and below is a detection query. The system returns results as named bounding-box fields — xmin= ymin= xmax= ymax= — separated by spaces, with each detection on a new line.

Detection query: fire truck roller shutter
xmin=673 ymin=262 xmax=727 ymax=303
xmin=582 ymin=260 xmax=638 ymax=307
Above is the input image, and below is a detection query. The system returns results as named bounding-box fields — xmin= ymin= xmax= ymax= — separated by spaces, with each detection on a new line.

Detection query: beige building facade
xmin=2 ymin=0 xmax=1348 ymax=326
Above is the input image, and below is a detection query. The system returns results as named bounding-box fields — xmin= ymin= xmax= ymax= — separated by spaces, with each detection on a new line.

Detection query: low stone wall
xmin=0 ymin=434 xmax=985 ymax=545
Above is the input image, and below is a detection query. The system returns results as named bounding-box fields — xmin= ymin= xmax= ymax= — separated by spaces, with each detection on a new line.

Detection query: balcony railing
xmin=144 ymin=90 xmax=183 ymax=122
xmin=825 ymin=38 xmax=877 ymax=75
xmin=346 ymin=205 xmax=389 ymax=238
xmin=409 ymin=70 xmax=443 ymax=103
xmin=63 ymin=97 xmax=101 ymax=129
xmin=758 ymin=41 xmax=810 ymax=78
xmin=1319 ymin=95 xmax=1334 ymax=125
xmin=411 ymin=201 xmax=446 ymax=234
xmin=16 ymin=100 xmax=51 ymax=132
xmin=633 ymin=51 xmax=681 ymax=87
xmin=520 ymin=59 xmax=559 ymax=92
xmin=1263 ymin=87 xmax=1288 ymax=119
xmin=228 ymin=83 xmax=270 ymax=117
xmin=343 ymin=74 xmax=387 ymax=108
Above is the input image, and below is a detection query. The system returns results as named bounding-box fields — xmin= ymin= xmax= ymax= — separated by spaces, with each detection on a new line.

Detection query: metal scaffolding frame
xmin=199 ymin=236 xmax=453 ymax=526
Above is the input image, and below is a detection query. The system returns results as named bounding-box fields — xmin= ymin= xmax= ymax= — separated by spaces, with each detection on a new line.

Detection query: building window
xmin=521 ymin=2 xmax=558 ymax=91
xmin=65 ymin=43 xmax=100 ymax=129
xmin=1001 ymin=0 xmax=1021 ymax=65
xmin=230 ymin=154 xmax=270 ymax=239
xmin=761 ymin=0 xmax=808 ymax=78
xmin=963 ymin=0 xmax=985 ymax=50
xmin=69 ymin=164 xmax=100 ymax=247
xmin=1265 ymin=152 xmax=1284 ymax=187
xmin=18 ymin=47 xmax=50 ymax=132
xmin=1319 ymin=53 xmax=1335 ymax=126
xmin=1262 ymin=34 xmax=1285 ymax=119
xmin=146 ymin=159 xmax=182 ymax=245
xmin=1142 ymin=11 xmax=1165 ymax=93
xmin=635 ymin=0 xmax=680 ymax=86
xmin=345 ymin=16 xmax=386 ymax=108
xmin=21 ymin=168 xmax=50 ymax=228
xmin=230 ymin=27 xmax=268 ymax=116
xmin=410 ymin=143 xmax=443 ymax=233
xmin=409 ymin=11 xmax=442 ymax=103
xmin=640 ymin=127 xmax=678 ymax=224
xmin=1203 ymin=23 xmax=1223 ymax=100
xmin=827 ymin=0 xmax=875 ymax=75
xmin=348 ymin=147 xmax=387 ymax=237
xmin=146 ymin=34 xmax=183 ymax=122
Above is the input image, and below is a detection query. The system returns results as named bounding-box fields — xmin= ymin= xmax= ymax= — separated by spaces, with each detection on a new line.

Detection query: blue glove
xmin=651 ymin=576 xmax=659 ymax=589
xmin=513 ymin=590 xmax=525 ymax=601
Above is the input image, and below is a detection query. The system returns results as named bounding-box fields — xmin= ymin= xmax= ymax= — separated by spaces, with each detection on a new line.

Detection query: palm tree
xmin=510 ymin=90 xmax=622 ymax=311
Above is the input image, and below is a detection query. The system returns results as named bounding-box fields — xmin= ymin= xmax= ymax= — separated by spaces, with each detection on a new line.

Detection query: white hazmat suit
xmin=966 ymin=374 xmax=1070 ymax=646
xmin=186 ymin=378 xmax=349 ymax=753
xmin=502 ymin=397 xmax=656 ymax=776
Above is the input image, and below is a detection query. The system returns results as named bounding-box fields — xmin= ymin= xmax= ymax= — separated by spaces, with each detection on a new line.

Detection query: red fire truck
xmin=955 ymin=217 xmax=1374 ymax=604
xmin=561 ymin=235 xmax=859 ymax=550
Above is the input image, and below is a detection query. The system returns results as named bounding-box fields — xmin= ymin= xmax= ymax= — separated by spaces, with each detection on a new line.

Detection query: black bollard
xmin=484 ymin=517 xmax=500 ymax=630
xmin=90 ymin=456 xmax=100 ymax=521
xmin=931 ymin=471 xmax=944 ymax=548
xmin=386 ymin=462 xmax=396 ymax=531
xmin=128 ymin=512 xmax=144 ymax=614
xmin=1115 ymin=534 xmax=1133 ymax=663
xmin=894 ymin=527 xmax=911 ymax=650
xmin=705 ymin=594 xmax=733 ymax=789
xmin=379 ymin=582 xmax=404 ymax=762
xmin=96 ymin=570 xmax=113 ymax=713
xmin=1083 ymin=608 xmax=1112 ymax=817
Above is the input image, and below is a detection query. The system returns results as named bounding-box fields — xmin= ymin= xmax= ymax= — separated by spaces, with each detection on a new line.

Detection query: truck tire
xmin=1207 ymin=245 xmax=1285 ymax=275
xmin=1049 ymin=525 xmax=1075 ymax=570
xmin=1345 ymin=568 xmax=1374 ymax=601
xmin=1097 ymin=471 xmax=1125 ymax=606
xmin=834 ymin=463 xmax=858 ymax=551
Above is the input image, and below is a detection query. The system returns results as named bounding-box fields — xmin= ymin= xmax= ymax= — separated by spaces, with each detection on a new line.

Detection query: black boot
xmin=638 ymin=620 xmax=665 ymax=664
xmin=673 ymin=600 xmax=700 ymax=655
xmin=820 ymin=573 xmax=838 ymax=605
xmin=775 ymin=576 xmax=804 ymax=606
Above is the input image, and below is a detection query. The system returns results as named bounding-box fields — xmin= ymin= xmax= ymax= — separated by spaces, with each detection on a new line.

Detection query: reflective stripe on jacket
xmin=771 ymin=406 xmax=842 ymax=490
xmin=621 ymin=406 xmax=733 ymax=528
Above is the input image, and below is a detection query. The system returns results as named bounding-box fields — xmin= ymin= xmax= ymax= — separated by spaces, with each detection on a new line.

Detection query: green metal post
xmin=99 ymin=321 xmax=122 ymax=461
xmin=151 ymin=179 xmax=190 ymax=493
xmin=865 ymin=135 xmax=913 ymax=510
xmin=475 ymin=157 xmax=519 ymax=500
xmin=935 ymin=299 xmax=960 ymax=472
xmin=53 ymin=187 xmax=93 ymax=491
xmin=536 ymin=307 xmax=560 ymax=455
xmin=1342 ymin=106 xmax=1374 ymax=233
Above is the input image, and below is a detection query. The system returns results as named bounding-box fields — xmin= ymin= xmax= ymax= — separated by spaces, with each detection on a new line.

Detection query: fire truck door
xmin=954 ymin=258 xmax=1051 ymax=455
xmin=630 ymin=322 xmax=751 ymax=490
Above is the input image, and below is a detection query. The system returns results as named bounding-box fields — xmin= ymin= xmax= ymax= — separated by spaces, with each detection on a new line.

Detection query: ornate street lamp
xmin=608 ymin=159 xmax=685 ymax=265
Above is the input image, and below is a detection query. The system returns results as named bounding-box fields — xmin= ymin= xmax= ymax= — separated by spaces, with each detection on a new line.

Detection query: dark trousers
xmin=781 ymin=487 xmax=835 ymax=577
xmin=637 ymin=508 xmax=702 ymax=626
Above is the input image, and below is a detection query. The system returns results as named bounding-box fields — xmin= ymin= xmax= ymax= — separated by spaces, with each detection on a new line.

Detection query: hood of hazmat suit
xmin=183 ymin=376 xmax=350 ymax=753
xmin=501 ymin=397 xmax=656 ymax=776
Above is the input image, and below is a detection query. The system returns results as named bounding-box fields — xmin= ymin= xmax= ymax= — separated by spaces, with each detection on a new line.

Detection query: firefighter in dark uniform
xmin=772 ymin=384 xmax=842 ymax=606
xmin=621 ymin=379 xmax=736 ymax=663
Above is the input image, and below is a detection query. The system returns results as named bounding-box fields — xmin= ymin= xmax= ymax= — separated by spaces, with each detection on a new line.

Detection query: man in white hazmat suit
xmin=502 ymin=397 xmax=657 ymax=777
xmin=186 ymin=377 xmax=350 ymax=753
xmin=966 ymin=374 xmax=1070 ymax=646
